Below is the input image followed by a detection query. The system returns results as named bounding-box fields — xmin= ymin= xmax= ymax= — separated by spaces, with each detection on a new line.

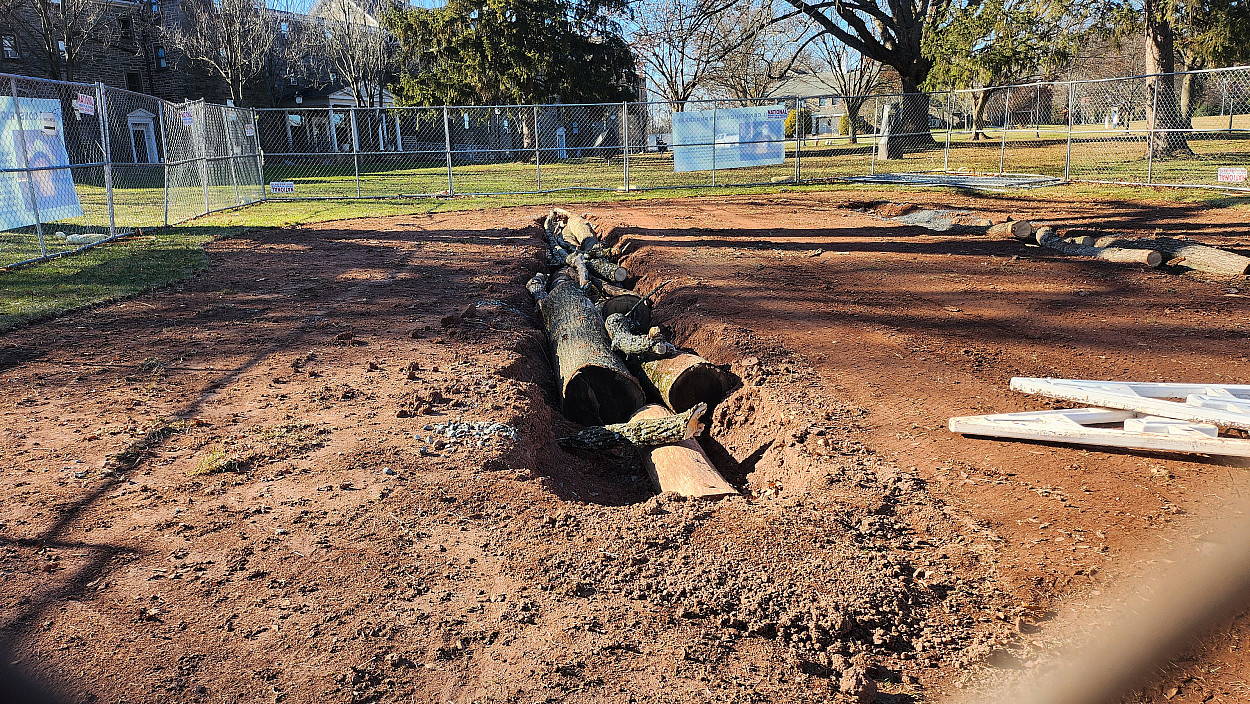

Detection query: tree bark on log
xmin=557 ymin=402 xmax=706 ymax=450
xmin=532 ymin=276 xmax=645 ymax=425
xmin=589 ymin=282 xmax=651 ymax=329
xmin=551 ymin=208 xmax=600 ymax=249
xmin=630 ymin=404 xmax=737 ymax=499
xmin=1036 ymin=227 xmax=1164 ymax=268
xmin=587 ymin=257 xmax=629 ymax=283
xmin=605 ymin=313 xmax=676 ymax=362
xmin=988 ymin=220 xmax=1034 ymax=240
xmin=637 ymin=353 xmax=727 ymax=415
xmin=1090 ymin=236 xmax=1250 ymax=276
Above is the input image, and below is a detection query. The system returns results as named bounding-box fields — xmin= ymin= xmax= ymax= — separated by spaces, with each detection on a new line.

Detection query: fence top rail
xmin=0 ymin=70 xmax=96 ymax=90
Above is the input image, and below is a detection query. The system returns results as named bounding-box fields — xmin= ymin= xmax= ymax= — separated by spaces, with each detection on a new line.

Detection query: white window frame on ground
xmin=126 ymin=109 xmax=160 ymax=164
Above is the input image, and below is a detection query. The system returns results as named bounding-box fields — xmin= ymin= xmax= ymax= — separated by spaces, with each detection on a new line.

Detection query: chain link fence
xmin=0 ymin=72 xmax=263 ymax=268
xmin=4 ymin=65 xmax=1248 ymax=268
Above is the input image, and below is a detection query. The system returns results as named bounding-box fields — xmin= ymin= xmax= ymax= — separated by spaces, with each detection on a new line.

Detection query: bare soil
xmin=1 ymin=190 xmax=1249 ymax=704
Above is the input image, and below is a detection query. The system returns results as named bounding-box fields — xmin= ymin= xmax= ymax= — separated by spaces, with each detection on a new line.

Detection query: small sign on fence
xmin=73 ymin=93 xmax=95 ymax=116
xmin=244 ymin=123 xmax=255 ymax=137
xmin=269 ymin=181 xmax=295 ymax=194
xmin=180 ymin=110 xmax=194 ymax=126
xmin=1217 ymin=167 xmax=1248 ymax=183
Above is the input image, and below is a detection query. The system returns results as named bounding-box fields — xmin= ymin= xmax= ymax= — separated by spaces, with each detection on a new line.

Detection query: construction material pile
xmin=950 ymin=378 xmax=1250 ymax=457
xmin=527 ymin=208 xmax=736 ymax=498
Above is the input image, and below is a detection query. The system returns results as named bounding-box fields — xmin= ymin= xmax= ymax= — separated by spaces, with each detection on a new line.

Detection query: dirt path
xmin=1 ymin=190 xmax=1249 ymax=704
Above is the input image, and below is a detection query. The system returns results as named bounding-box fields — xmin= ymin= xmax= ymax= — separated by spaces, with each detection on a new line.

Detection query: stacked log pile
xmin=528 ymin=209 xmax=736 ymax=499
xmin=1007 ymin=221 xmax=1249 ymax=275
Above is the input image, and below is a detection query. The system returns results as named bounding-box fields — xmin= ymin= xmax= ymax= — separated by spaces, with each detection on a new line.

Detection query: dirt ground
xmin=1 ymin=189 xmax=1249 ymax=704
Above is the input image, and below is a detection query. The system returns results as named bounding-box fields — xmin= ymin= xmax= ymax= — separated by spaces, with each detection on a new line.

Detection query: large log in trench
xmin=631 ymin=404 xmax=737 ymax=499
xmin=593 ymin=281 xmax=651 ymax=329
xmin=551 ymin=208 xmax=600 ymax=250
xmin=637 ymin=353 xmax=727 ymax=415
xmin=533 ymin=275 xmax=645 ymax=425
xmin=1091 ymin=235 xmax=1250 ymax=276
xmin=1036 ymin=227 xmax=1163 ymax=268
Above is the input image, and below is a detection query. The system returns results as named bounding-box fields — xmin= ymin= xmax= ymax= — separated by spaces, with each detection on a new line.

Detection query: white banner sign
xmin=269 ymin=181 xmax=295 ymax=194
xmin=671 ymin=105 xmax=787 ymax=173
xmin=1217 ymin=166 xmax=1247 ymax=183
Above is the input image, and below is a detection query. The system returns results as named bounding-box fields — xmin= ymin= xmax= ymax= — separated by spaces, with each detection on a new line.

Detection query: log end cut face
xmin=669 ymin=365 xmax=727 ymax=415
xmin=564 ymin=365 xmax=646 ymax=425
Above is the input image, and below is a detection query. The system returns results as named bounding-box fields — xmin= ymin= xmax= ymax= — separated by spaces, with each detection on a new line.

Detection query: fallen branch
xmin=1037 ymin=227 xmax=1163 ymax=268
xmin=605 ymin=313 xmax=676 ymax=362
xmin=558 ymin=402 xmax=706 ymax=450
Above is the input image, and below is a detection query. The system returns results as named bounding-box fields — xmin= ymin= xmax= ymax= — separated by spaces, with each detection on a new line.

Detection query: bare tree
xmin=706 ymin=0 xmax=807 ymax=104
xmin=0 ymin=0 xmax=117 ymax=81
xmin=309 ymin=0 xmax=396 ymax=108
xmin=165 ymin=0 xmax=280 ymax=104
xmin=630 ymin=0 xmax=724 ymax=110
xmin=808 ymin=35 xmax=884 ymax=143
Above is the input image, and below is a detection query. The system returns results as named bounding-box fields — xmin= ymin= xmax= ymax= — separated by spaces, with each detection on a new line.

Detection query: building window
xmin=2 ymin=34 xmax=17 ymax=60
xmin=155 ymin=45 xmax=167 ymax=69
xmin=119 ymin=17 xmax=133 ymax=43
xmin=280 ymin=21 xmax=289 ymax=35
xmin=126 ymin=72 xmax=142 ymax=92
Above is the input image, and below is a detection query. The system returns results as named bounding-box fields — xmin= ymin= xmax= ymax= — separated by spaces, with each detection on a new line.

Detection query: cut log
xmin=637 ymin=353 xmax=727 ymax=414
xmin=1065 ymin=235 xmax=1095 ymax=246
xmin=631 ymin=404 xmax=738 ymax=499
xmin=565 ymin=252 xmax=592 ymax=288
xmin=587 ymin=257 xmax=629 ymax=283
xmin=1090 ymin=236 xmax=1250 ymax=276
xmin=605 ymin=313 xmax=676 ymax=362
xmin=558 ymin=401 xmax=706 ymax=450
xmin=988 ymin=220 xmax=1034 ymax=240
xmin=551 ymin=208 xmax=599 ymax=250
xmin=532 ymin=276 xmax=645 ymax=425
xmin=1037 ymin=227 xmax=1163 ymax=268
xmin=595 ymin=288 xmax=651 ymax=330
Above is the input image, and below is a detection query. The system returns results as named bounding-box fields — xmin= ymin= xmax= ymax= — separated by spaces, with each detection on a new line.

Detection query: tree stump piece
xmin=988 ymin=220 xmax=1034 ymax=240
xmin=638 ymin=353 xmax=727 ymax=414
xmin=551 ymin=208 xmax=600 ymax=249
xmin=631 ymin=404 xmax=737 ymax=499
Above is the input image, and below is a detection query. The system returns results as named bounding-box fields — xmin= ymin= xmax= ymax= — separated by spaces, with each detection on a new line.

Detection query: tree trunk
xmin=897 ymin=73 xmax=938 ymax=150
xmin=1036 ymin=227 xmax=1164 ymax=267
xmin=531 ymin=275 xmax=646 ymax=425
xmin=1144 ymin=0 xmax=1193 ymax=157
xmin=971 ymin=90 xmax=992 ymax=141
xmin=988 ymin=220 xmax=1035 ymax=240
xmin=630 ymin=403 xmax=737 ymax=499
xmin=636 ymin=353 xmax=727 ymax=415
xmin=1091 ymin=236 xmax=1250 ymax=276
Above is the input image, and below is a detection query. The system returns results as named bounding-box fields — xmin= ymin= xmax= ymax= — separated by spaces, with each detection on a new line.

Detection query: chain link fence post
xmin=999 ymin=86 xmax=1011 ymax=173
xmin=945 ymin=89 xmax=954 ymax=171
xmin=96 ymin=83 xmax=117 ymax=239
xmin=1065 ymin=82 xmax=1074 ymax=182
xmin=1147 ymin=77 xmax=1158 ymax=185
xmin=793 ymin=97 xmax=801 ymax=183
xmin=869 ymin=97 xmax=879 ymax=176
xmin=533 ymin=105 xmax=542 ymax=191
xmin=157 ymin=93 xmax=171 ymax=225
xmin=442 ymin=105 xmax=454 ymax=196
xmin=621 ymin=101 xmax=630 ymax=191
xmin=711 ymin=103 xmax=717 ymax=186
xmin=350 ymin=107 xmax=361 ymax=198
xmin=197 ymin=103 xmax=210 ymax=216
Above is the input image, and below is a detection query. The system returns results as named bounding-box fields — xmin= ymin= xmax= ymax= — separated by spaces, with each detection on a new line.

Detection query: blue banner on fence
xmin=671 ymin=104 xmax=786 ymax=173
xmin=0 ymin=96 xmax=83 ymax=231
